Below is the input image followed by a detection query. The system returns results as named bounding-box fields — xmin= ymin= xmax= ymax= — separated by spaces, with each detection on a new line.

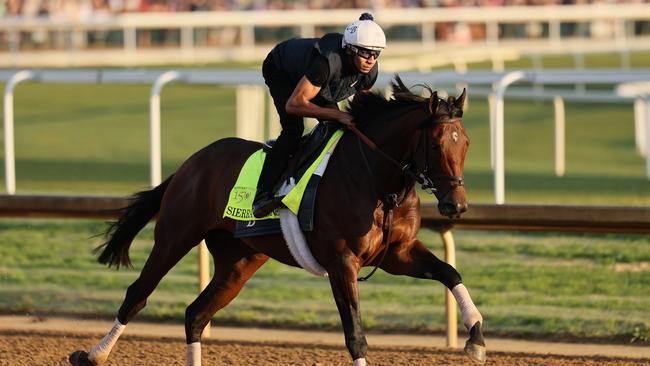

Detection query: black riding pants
xmin=260 ymin=55 xmax=340 ymax=192
xmin=259 ymin=55 xmax=305 ymax=192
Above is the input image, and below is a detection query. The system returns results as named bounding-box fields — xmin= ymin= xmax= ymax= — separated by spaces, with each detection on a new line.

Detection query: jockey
xmin=253 ymin=12 xmax=386 ymax=218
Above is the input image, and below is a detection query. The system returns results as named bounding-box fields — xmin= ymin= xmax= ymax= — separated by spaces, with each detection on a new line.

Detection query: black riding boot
xmin=253 ymin=179 xmax=284 ymax=219
xmin=252 ymin=187 xmax=284 ymax=218
xmin=252 ymin=140 xmax=296 ymax=218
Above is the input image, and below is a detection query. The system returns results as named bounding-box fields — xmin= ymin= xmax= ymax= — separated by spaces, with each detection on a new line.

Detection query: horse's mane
xmin=347 ymin=75 xmax=463 ymax=127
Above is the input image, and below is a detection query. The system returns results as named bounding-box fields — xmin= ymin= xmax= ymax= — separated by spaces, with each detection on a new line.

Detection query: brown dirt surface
xmin=2 ymin=330 xmax=650 ymax=366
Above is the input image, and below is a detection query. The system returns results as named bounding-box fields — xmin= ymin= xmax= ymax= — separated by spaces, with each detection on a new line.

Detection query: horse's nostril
xmin=439 ymin=201 xmax=467 ymax=217
xmin=442 ymin=203 xmax=456 ymax=214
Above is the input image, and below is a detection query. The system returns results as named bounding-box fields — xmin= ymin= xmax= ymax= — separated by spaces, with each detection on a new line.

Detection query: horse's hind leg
xmin=71 ymin=221 xmax=202 ymax=366
xmin=184 ymin=232 xmax=268 ymax=366
xmin=380 ymin=239 xmax=486 ymax=364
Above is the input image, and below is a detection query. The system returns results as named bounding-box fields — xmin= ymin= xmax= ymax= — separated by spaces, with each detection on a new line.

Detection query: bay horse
xmin=69 ymin=77 xmax=486 ymax=366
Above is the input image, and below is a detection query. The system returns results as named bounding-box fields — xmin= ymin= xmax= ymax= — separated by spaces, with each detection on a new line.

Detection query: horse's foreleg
xmin=380 ymin=239 xmax=486 ymax=364
xmin=327 ymin=252 xmax=368 ymax=366
xmin=184 ymin=236 xmax=268 ymax=366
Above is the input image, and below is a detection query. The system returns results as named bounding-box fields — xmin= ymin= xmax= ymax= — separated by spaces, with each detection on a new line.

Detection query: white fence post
xmin=198 ymin=241 xmax=211 ymax=337
xmin=573 ymin=53 xmax=586 ymax=95
xmin=645 ymin=97 xmax=650 ymax=180
xmin=634 ymin=98 xmax=647 ymax=156
xmin=494 ymin=71 xmax=527 ymax=204
xmin=440 ymin=228 xmax=457 ymax=349
xmin=236 ymin=85 xmax=265 ymax=142
xmin=181 ymin=27 xmax=194 ymax=62
xmin=488 ymin=93 xmax=496 ymax=170
xmin=554 ymin=96 xmax=566 ymax=177
xmin=616 ymin=82 xmax=650 ymax=180
xmin=3 ymin=70 xmax=36 ymax=195
xmin=150 ymin=71 xmax=182 ymax=187
xmin=421 ymin=22 xmax=435 ymax=48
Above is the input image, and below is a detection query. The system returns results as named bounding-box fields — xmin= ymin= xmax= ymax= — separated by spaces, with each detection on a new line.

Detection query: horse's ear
xmin=391 ymin=74 xmax=409 ymax=95
xmin=454 ymin=88 xmax=467 ymax=111
xmin=428 ymin=91 xmax=438 ymax=114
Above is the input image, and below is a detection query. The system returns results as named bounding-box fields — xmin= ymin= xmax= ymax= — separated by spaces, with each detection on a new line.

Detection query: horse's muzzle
xmin=439 ymin=200 xmax=468 ymax=218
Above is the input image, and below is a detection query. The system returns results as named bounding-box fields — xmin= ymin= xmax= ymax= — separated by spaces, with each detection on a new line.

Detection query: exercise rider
xmin=253 ymin=12 xmax=386 ymax=218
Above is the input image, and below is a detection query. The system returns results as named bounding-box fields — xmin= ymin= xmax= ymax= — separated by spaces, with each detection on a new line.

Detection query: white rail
xmin=3 ymin=69 xmax=650 ymax=200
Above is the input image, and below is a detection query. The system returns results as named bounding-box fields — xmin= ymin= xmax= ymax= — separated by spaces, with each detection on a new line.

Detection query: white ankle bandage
xmin=88 ymin=318 xmax=126 ymax=364
xmin=452 ymin=283 xmax=483 ymax=330
xmin=187 ymin=342 xmax=201 ymax=366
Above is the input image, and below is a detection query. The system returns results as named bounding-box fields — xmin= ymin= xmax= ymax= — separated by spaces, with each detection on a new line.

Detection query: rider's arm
xmin=285 ymin=58 xmax=354 ymax=127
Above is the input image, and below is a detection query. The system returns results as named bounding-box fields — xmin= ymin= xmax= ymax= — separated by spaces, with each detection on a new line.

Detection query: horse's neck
xmin=362 ymin=105 xmax=422 ymax=156
xmin=351 ymin=118 xmax=420 ymax=198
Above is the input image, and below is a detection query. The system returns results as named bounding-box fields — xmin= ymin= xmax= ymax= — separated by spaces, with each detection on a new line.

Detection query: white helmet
xmin=342 ymin=13 xmax=386 ymax=51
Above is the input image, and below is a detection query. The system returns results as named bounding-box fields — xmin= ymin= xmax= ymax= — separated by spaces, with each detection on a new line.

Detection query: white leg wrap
xmin=187 ymin=342 xmax=201 ymax=366
xmin=88 ymin=318 xmax=126 ymax=364
xmin=452 ymin=283 xmax=483 ymax=330
xmin=353 ymin=358 xmax=367 ymax=366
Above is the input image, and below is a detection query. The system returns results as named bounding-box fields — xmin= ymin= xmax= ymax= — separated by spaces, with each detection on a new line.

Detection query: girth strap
xmin=357 ymin=193 xmax=398 ymax=282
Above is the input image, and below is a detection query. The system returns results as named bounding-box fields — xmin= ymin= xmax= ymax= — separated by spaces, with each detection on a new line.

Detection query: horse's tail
xmin=94 ymin=175 xmax=174 ymax=269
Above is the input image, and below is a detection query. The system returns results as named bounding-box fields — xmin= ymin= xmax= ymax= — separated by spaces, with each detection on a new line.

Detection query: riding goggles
xmin=349 ymin=45 xmax=381 ymax=60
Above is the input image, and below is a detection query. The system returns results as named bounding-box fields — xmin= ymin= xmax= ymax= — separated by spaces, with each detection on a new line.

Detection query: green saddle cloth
xmin=223 ymin=129 xmax=344 ymax=221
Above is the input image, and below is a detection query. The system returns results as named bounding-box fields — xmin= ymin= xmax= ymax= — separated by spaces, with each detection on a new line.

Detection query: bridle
xmin=416 ymin=115 xmax=465 ymax=195
xmin=349 ymin=115 xmax=465 ymax=197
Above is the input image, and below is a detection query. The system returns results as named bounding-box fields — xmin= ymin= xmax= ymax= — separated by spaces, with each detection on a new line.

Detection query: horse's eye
xmin=431 ymin=143 xmax=440 ymax=151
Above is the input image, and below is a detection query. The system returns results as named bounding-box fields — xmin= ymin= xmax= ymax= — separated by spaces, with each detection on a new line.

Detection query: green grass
xmin=0 ymin=83 xmax=236 ymax=194
xmin=0 ymin=219 xmax=648 ymax=342
xmin=0 ymin=53 xmax=648 ymax=342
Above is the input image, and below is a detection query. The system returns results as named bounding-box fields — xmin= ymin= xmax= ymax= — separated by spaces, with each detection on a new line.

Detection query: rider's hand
xmin=338 ymin=113 xmax=355 ymax=129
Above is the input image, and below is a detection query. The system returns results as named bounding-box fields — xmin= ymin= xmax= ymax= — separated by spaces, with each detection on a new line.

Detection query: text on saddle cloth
xmin=223 ymin=129 xmax=344 ymax=222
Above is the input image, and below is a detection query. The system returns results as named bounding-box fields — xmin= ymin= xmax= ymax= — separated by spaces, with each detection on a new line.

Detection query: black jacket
xmin=269 ymin=33 xmax=378 ymax=106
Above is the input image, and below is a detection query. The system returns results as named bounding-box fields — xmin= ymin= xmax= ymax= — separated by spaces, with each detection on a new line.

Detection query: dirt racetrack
xmin=2 ymin=330 xmax=650 ymax=366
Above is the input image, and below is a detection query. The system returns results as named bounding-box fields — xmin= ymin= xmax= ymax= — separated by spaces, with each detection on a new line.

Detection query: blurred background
xmin=0 ymin=0 xmax=649 ymax=348
xmin=1 ymin=0 xmax=650 ymax=68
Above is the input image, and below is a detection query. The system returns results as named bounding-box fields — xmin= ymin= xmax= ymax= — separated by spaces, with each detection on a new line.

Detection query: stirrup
xmin=252 ymin=192 xmax=284 ymax=218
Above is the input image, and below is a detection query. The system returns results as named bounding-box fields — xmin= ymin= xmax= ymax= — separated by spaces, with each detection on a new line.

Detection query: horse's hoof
xmin=464 ymin=341 xmax=486 ymax=364
xmin=464 ymin=321 xmax=486 ymax=364
xmin=69 ymin=350 xmax=96 ymax=366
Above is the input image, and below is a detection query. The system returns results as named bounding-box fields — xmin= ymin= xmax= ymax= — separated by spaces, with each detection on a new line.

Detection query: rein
xmin=349 ymin=125 xmax=429 ymax=190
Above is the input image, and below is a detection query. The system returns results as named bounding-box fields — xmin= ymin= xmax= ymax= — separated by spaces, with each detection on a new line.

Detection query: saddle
xmin=228 ymin=122 xmax=342 ymax=238
xmin=264 ymin=121 xmax=338 ymax=194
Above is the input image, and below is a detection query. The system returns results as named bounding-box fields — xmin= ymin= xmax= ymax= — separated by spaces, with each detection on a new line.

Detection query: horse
xmin=69 ymin=76 xmax=486 ymax=366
